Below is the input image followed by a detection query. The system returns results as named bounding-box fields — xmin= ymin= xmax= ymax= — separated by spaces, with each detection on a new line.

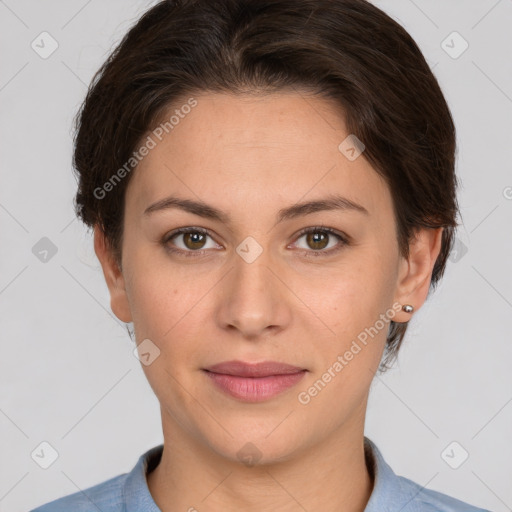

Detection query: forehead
xmin=126 ymin=92 xmax=392 ymax=222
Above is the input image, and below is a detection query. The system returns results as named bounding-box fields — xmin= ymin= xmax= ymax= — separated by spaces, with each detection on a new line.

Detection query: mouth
xmin=202 ymin=360 xmax=307 ymax=402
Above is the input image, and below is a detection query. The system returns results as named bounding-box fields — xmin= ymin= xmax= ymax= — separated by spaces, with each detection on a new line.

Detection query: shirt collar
xmin=123 ymin=444 xmax=162 ymax=511
xmin=123 ymin=437 xmax=412 ymax=511
xmin=364 ymin=436 xmax=422 ymax=512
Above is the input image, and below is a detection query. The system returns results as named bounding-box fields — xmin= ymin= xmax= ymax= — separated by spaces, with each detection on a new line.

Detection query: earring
xmin=402 ymin=304 xmax=414 ymax=313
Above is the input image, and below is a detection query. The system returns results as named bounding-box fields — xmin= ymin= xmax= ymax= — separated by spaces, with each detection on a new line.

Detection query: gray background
xmin=1 ymin=1 xmax=511 ymax=510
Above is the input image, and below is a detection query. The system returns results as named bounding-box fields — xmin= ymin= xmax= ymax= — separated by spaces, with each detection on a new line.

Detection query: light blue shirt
xmin=30 ymin=437 xmax=491 ymax=511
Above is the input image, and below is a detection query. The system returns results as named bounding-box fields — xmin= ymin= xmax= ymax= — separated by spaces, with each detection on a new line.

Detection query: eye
xmin=162 ymin=227 xmax=221 ymax=256
xmin=292 ymin=226 xmax=349 ymax=256
xmin=161 ymin=225 xmax=349 ymax=258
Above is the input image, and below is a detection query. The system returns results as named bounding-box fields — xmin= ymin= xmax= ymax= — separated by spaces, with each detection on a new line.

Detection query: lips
xmin=203 ymin=360 xmax=307 ymax=402
xmin=204 ymin=360 xmax=305 ymax=378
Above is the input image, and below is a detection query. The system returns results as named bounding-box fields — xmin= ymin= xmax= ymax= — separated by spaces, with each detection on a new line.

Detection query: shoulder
xmin=395 ymin=473 xmax=492 ymax=512
xmin=29 ymin=444 xmax=163 ymax=512
xmin=364 ymin=437 xmax=492 ymax=512
xmin=29 ymin=472 xmax=128 ymax=512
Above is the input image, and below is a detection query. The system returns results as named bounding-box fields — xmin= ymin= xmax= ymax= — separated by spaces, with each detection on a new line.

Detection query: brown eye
xmin=292 ymin=227 xmax=348 ymax=256
xmin=163 ymin=228 xmax=220 ymax=256
xmin=182 ymin=231 xmax=207 ymax=250
xmin=305 ymin=232 xmax=329 ymax=250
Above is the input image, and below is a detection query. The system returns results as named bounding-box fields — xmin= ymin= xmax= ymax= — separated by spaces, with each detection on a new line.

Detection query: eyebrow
xmin=143 ymin=193 xmax=369 ymax=224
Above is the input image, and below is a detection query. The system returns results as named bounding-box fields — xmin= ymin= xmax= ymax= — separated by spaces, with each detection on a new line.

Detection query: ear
xmin=93 ymin=225 xmax=132 ymax=323
xmin=392 ymin=227 xmax=444 ymax=323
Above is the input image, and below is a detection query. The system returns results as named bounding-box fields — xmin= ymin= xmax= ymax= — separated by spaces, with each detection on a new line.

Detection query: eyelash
xmin=161 ymin=226 xmax=350 ymax=258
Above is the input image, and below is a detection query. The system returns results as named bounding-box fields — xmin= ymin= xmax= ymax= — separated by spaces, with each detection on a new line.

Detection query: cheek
xmin=295 ymin=270 xmax=391 ymax=417
xmin=300 ymin=251 xmax=396 ymax=330
xmin=128 ymin=272 xmax=195 ymax=339
xmin=124 ymin=251 xmax=219 ymax=366
xmin=126 ymin=265 xmax=208 ymax=398
xmin=295 ymin=251 xmax=397 ymax=383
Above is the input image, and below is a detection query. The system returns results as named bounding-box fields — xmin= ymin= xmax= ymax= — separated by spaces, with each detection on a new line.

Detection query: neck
xmin=147 ymin=415 xmax=374 ymax=512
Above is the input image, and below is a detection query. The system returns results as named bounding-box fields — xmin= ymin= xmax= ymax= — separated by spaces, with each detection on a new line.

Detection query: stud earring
xmin=402 ymin=304 xmax=414 ymax=313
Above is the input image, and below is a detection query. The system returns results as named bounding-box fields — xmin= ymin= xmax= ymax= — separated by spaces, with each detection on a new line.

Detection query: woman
xmin=31 ymin=0 xmax=491 ymax=510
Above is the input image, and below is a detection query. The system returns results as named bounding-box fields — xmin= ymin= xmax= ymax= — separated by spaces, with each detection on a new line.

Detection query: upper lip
xmin=204 ymin=360 xmax=306 ymax=378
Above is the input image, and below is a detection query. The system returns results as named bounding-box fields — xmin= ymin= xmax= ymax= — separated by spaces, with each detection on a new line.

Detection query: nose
xmin=215 ymin=247 xmax=292 ymax=340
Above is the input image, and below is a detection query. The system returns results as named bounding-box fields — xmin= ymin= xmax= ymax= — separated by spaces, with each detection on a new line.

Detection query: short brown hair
xmin=73 ymin=0 xmax=460 ymax=371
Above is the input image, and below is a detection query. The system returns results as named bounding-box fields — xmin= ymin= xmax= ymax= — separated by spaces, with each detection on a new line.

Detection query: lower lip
xmin=203 ymin=370 xmax=307 ymax=402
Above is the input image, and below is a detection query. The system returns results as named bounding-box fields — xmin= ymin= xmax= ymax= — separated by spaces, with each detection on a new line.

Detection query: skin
xmin=94 ymin=91 xmax=443 ymax=512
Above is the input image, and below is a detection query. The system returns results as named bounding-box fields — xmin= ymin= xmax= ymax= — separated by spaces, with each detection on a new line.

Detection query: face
xmin=96 ymin=91 xmax=441 ymax=464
